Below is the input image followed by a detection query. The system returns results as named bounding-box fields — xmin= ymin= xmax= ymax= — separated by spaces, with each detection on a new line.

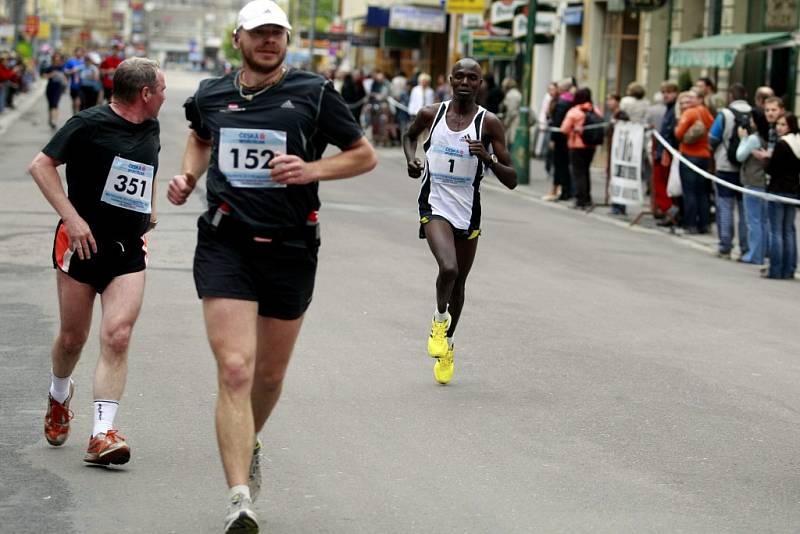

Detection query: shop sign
xmin=350 ymin=35 xmax=380 ymax=47
xmin=25 ymin=15 xmax=39 ymax=37
xmin=470 ymin=36 xmax=516 ymax=59
xmin=382 ymin=28 xmax=423 ymax=49
xmin=460 ymin=28 xmax=489 ymax=44
xmin=562 ymin=5 xmax=583 ymax=26
xmin=38 ymin=22 xmax=51 ymax=40
xmin=462 ymin=13 xmax=484 ymax=29
xmin=389 ymin=5 xmax=446 ymax=33
xmin=446 ymin=0 xmax=487 ymax=15
xmin=366 ymin=6 xmax=390 ymax=28
xmin=512 ymin=12 xmax=556 ymax=39
xmin=491 ymin=0 xmax=525 ymax=25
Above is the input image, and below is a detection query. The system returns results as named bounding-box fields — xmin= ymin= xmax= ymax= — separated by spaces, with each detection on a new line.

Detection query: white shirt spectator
xmin=409 ymin=85 xmax=435 ymax=116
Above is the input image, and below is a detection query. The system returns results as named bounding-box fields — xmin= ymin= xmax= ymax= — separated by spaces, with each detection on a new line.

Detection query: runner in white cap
xmin=168 ymin=1 xmax=376 ymax=532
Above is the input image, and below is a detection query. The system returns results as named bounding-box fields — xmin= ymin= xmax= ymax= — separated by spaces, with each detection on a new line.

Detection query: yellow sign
xmin=447 ymin=0 xmax=487 ymax=15
xmin=38 ymin=22 xmax=51 ymax=40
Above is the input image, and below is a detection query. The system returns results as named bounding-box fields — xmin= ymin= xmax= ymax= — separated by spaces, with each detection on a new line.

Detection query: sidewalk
xmin=509 ymin=157 xmax=737 ymax=258
xmin=0 ymin=79 xmax=45 ymax=137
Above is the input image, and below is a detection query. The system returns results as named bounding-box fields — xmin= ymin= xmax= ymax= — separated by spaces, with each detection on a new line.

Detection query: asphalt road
xmin=2 ymin=69 xmax=800 ymax=534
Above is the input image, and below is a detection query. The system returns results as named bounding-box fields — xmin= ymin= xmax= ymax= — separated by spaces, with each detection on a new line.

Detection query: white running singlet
xmin=419 ymin=101 xmax=487 ymax=231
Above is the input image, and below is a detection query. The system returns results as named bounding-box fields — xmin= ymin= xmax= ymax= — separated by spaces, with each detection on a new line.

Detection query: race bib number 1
xmin=428 ymin=143 xmax=476 ymax=186
xmin=219 ymin=128 xmax=288 ymax=188
xmin=100 ymin=156 xmax=154 ymax=213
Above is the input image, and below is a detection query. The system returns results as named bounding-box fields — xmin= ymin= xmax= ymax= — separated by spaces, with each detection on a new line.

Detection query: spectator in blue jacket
xmin=708 ymin=83 xmax=750 ymax=259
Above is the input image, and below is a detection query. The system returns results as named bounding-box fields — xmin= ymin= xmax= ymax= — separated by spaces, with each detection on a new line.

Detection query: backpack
xmin=726 ymin=108 xmax=751 ymax=167
xmin=581 ymin=109 xmax=605 ymax=146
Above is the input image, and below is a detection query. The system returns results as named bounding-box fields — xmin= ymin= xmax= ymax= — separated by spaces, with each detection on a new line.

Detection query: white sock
xmin=229 ymin=485 xmax=251 ymax=501
xmin=447 ymin=337 xmax=454 ymax=348
xmin=49 ymin=372 xmax=72 ymax=403
xmin=92 ymin=400 xmax=119 ymax=437
xmin=434 ymin=309 xmax=450 ymax=322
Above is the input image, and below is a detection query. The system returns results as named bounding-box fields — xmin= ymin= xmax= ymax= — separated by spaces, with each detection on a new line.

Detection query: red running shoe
xmin=83 ymin=430 xmax=131 ymax=465
xmin=44 ymin=381 xmax=74 ymax=446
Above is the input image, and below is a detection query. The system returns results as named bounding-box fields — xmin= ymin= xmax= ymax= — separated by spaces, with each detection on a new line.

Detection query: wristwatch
xmin=488 ymin=154 xmax=498 ymax=168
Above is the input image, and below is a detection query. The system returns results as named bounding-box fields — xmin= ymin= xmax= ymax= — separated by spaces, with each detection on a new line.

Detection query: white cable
xmin=547 ymin=122 xmax=608 ymax=133
xmin=652 ymin=130 xmax=800 ymax=206
xmin=386 ymin=96 xmax=412 ymax=114
xmin=345 ymin=95 xmax=369 ymax=110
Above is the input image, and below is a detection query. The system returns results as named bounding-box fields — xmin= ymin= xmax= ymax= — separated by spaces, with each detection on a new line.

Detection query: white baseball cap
xmin=237 ymin=0 xmax=292 ymax=32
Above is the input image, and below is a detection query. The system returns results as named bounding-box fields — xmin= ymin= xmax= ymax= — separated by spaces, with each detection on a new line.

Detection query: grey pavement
xmin=1 ymin=69 xmax=799 ymax=534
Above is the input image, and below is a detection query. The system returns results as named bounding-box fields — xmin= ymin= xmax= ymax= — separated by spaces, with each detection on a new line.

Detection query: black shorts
xmin=69 ymin=87 xmax=81 ymax=99
xmin=52 ymin=221 xmax=147 ymax=293
xmin=419 ymin=215 xmax=481 ymax=240
xmin=193 ymin=218 xmax=318 ymax=320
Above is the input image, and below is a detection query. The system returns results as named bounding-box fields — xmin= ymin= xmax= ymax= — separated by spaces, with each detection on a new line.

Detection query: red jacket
xmin=0 ymin=64 xmax=14 ymax=83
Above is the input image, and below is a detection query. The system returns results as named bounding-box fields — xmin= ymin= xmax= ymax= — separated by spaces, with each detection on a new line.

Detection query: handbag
xmin=683 ymin=119 xmax=706 ymax=144
xmin=667 ymin=153 xmax=682 ymax=197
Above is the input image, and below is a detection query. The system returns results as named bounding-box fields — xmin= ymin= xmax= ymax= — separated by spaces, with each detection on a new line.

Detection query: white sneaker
xmin=223 ymin=493 xmax=259 ymax=533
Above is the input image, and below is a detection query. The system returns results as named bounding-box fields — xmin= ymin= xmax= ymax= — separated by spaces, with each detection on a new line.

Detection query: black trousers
xmin=552 ymin=134 xmax=572 ymax=200
xmin=569 ymin=147 xmax=596 ymax=207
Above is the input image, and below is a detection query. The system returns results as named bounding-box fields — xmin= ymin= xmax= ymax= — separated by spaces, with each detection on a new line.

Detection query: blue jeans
xmin=679 ymin=156 xmax=710 ymax=232
xmin=767 ymin=194 xmax=797 ymax=279
xmin=0 ymin=81 xmax=6 ymax=113
xmin=741 ymin=186 xmax=768 ymax=264
xmin=714 ymin=171 xmax=747 ymax=254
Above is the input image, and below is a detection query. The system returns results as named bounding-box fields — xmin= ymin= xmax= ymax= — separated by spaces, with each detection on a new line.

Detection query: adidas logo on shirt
xmin=280 ymin=100 xmax=295 ymax=109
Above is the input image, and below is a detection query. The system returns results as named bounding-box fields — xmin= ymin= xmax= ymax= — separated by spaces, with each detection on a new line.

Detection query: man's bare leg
xmin=251 ymin=315 xmax=305 ymax=433
xmin=204 ymin=297 xmax=259 ymax=488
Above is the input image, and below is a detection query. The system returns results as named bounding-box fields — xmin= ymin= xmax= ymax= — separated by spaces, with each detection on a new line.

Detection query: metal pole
xmin=308 ymin=0 xmax=317 ymax=71
xmin=510 ymin=0 xmax=536 ymax=185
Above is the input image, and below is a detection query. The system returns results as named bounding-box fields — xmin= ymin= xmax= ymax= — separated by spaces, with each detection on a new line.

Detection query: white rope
xmin=345 ymin=95 xmax=369 ymax=110
xmin=652 ymin=130 xmax=800 ymax=206
xmin=386 ymin=96 xmax=412 ymax=114
xmin=547 ymin=122 xmax=608 ymax=133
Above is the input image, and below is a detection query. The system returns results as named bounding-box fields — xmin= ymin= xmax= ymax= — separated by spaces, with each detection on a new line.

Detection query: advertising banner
xmin=610 ymin=122 xmax=645 ymax=206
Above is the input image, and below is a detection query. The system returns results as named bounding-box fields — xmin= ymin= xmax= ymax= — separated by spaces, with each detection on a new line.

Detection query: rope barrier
xmin=546 ymin=122 xmax=609 ymax=133
xmin=345 ymin=96 xmax=369 ymax=110
xmin=386 ymin=96 xmax=412 ymax=114
xmin=651 ymin=130 xmax=800 ymax=206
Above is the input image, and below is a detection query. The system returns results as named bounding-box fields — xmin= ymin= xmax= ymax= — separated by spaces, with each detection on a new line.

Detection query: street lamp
xmin=510 ymin=0 xmax=537 ymax=185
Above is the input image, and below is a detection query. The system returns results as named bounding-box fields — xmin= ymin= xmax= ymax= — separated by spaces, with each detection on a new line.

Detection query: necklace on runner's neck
xmin=238 ymin=66 xmax=287 ymax=101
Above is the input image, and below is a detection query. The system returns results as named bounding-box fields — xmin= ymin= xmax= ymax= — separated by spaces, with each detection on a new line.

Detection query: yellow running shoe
xmin=434 ymin=344 xmax=455 ymax=385
xmin=427 ymin=314 xmax=450 ymax=358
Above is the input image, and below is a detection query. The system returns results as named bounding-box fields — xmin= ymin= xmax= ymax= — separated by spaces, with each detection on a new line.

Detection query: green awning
xmin=669 ymin=32 xmax=791 ymax=69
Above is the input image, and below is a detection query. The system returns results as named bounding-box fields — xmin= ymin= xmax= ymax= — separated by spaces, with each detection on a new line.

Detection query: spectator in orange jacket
xmin=675 ymin=89 xmax=714 ymax=233
xmin=561 ymin=87 xmax=602 ymax=209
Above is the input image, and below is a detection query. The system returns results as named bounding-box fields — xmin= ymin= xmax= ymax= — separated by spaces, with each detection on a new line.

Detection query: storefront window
xmin=603 ymin=11 xmax=640 ymax=98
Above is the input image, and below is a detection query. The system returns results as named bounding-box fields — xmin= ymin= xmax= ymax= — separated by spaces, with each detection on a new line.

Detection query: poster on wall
xmin=610 ymin=122 xmax=645 ymax=206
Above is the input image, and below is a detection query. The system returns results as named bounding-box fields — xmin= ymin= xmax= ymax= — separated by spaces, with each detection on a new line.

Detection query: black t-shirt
xmin=43 ymin=105 xmax=161 ymax=239
xmin=185 ymin=68 xmax=363 ymax=231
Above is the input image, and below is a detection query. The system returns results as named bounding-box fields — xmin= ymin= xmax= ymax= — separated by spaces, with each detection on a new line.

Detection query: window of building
xmin=603 ymin=10 xmax=640 ymax=98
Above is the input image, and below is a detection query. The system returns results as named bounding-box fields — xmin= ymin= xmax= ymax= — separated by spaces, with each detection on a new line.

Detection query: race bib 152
xmin=219 ymin=128 xmax=288 ymax=188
